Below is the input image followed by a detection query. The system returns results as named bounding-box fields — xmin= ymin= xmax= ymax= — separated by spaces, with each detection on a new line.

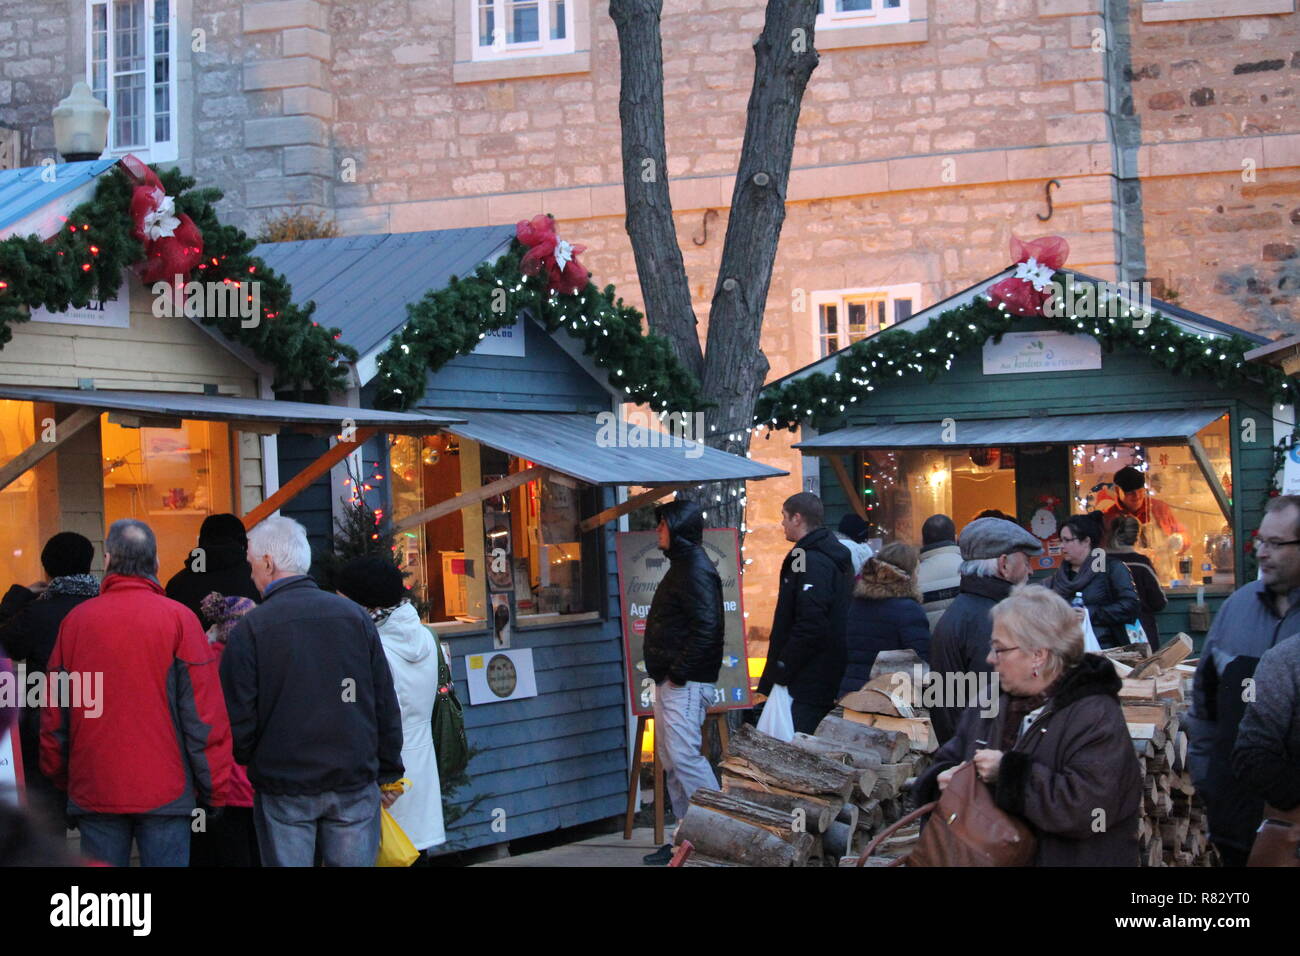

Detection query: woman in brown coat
xmin=914 ymin=585 xmax=1142 ymax=866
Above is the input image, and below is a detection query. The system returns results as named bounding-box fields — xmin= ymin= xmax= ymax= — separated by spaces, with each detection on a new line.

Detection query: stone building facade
xmin=2 ymin=0 xmax=1298 ymax=639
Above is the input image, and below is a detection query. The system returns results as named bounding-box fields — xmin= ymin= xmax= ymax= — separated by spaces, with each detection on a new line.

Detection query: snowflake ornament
xmin=1013 ymin=256 xmax=1056 ymax=292
xmin=554 ymin=238 xmax=574 ymax=271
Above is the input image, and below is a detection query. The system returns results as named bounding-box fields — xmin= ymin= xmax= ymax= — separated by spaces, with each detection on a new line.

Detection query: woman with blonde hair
xmin=914 ymin=585 xmax=1141 ymax=865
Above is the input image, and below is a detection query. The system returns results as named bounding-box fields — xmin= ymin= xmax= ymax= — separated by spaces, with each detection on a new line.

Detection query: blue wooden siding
xmin=812 ymin=317 xmax=1285 ymax=652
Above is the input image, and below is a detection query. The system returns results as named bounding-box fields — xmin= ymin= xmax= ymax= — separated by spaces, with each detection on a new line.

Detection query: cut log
xmin=674 ymin=804 xmax=814 ymax=866
xmin=841 ymin=711 xmax=938 ymax=754
xmin=823 ymin=819 xmax=855 ymax=858
xmin=814 ymin=714 xmax=911 ymax=763
xmin=1123 ymin=702 xmax=1174 ymax=725
xmin=690 ymin=788 xmax=817 ymax=845
xmin=790 ymin=732 xmax=883 ymax=768
xmin=681 ymin=853 xmax=746 ymax=868
xmin=719 ymin=774 xmax=837 ymax=833
xmin=1129 ymin=633 xmax=1193 ymax=680
xmin=1127 ymin=722 xmax=1167 ymax=749
xmin=723 ymin=724 xmax=862 ymax=801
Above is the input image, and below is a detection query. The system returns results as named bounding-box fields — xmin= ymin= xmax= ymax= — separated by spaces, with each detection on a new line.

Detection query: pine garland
xmin=753 ymin=280 xmax=1292 ymax=433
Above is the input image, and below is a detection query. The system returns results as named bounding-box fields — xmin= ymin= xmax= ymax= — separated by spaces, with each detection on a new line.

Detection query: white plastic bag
xmin=756 ymin=684 xmax=795 ymax=742
xmin=1079 ymin=609 xmax=1101 ymax=653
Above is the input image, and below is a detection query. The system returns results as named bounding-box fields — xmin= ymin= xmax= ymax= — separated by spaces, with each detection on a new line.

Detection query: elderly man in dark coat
xmin=929 ymin=516 xmax=1043 ymax=745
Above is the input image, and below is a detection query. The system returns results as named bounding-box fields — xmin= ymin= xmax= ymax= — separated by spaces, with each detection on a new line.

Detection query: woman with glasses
xmin=914 ymin=586 xmax=1142 ymax=866
xmin=1050 ymin=512 xmax=1141 ymax=649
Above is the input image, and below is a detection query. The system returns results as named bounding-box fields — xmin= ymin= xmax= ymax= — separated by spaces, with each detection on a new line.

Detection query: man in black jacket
xmin=221 ymin=516 xmax=403 ymax=867
xmin=165 ymin=513 xmax=261 ymax=628
xmin=640 ymin=499 xmax=724 ymax=865
xmin=758 ymin=493 xmax=853 ymax=735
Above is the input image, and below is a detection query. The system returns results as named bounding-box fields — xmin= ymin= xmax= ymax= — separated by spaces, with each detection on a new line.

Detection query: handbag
xmin=856 ymin=761 xmax=1037 ymax=867
xmin=1247 ymin=803 xmax=1300 ymax=867
xmin=432 ymin=641 xmax=469 ymax=779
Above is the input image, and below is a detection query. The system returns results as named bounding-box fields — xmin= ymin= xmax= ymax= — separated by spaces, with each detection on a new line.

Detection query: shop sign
xmin=29 ymin=275 xmax=131 ymax=329
xmin=473 ymin=314 xmax=526 ymax=357
xmin=982 ymin=330 xmax=1101 ymax=376
xmin=465 ymin=648 xmax=538 ymax=705
xmin=1282 ymin=441 xmax=1300 ymax=496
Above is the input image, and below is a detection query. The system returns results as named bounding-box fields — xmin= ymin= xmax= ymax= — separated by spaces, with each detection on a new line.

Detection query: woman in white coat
xmin=337 ymin=557 xmax=446 ymax=853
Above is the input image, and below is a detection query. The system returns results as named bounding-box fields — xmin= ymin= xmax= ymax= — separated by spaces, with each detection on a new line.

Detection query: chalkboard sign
xmin=615 ymin=529 xmax=751 ymax=717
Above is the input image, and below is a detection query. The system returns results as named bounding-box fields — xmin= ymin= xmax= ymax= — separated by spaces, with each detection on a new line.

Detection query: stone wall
xmin=0 ymin=0 xmax=80 ymax=165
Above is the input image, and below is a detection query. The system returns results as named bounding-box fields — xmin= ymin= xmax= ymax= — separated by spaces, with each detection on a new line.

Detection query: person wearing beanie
xmin=165 ymin=513 xmax=261 ymax=628
xmin=1100 ymin=465 xmax=1189 ymax=548
xmin=336 ymin=556 xmax=446 ymax=857
xmin=834 ymin=513 xmax=874 ymax=576
xmin=1049 ymin=512 xmax=1141 ymax=649
xmin=0 ymin=531 xmax=99 ymax=833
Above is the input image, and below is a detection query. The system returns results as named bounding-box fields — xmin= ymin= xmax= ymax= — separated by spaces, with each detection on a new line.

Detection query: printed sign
xmin=29 ymin=275 xmax=131 ymax=329
xmin=1283 ymin=441 xmax=1300 ymax=496
xmin=982 ymin=330 xmax=1101 ymax=376
xmin=465 ymin=647 xmax=537 ymax=705
xmin=472 ymin=314 xmax=526 ymax=357
xmin=615 ymin=528 xmax=751 ymax=717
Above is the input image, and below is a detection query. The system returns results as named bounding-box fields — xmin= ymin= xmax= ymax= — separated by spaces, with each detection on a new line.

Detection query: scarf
xmin=39 ymin=574 xmax=99 ymax=600
xmin=997 ymin=674 xmax=1063 ymax=753
xmin=368 ymin=598 xmax=409 ymax=627
xmin=1051 ymin=560 xmax=1100 ymax=601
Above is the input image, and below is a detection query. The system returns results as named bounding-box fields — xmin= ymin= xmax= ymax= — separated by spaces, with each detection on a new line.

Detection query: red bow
xmin=987 ymin=235 xmax=1069 ymax=317
xmin=121 ymin=154 xmax=204 ymax=286
xmin=516 ymin=214 xmax=589 ymax=296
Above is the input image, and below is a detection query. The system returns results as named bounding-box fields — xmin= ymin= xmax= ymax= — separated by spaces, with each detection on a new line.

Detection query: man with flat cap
xmin=929 ymin=516 xmax=1044 ymax=745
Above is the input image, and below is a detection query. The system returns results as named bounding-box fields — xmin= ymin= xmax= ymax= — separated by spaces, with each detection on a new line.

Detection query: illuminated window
xmin=0 ymin=401 xmax=61 ymax=588
xmin=814 ymin=285 xmax=920 ymax=358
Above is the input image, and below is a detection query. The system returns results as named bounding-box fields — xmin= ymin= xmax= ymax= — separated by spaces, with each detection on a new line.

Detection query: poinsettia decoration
xmin=516 ymin=214 xmax=589 ymax=296
xmin=122 ymin=154 xmax=204 ymax=285
xmin=988 ymin=235 xmax=1070 ymax=317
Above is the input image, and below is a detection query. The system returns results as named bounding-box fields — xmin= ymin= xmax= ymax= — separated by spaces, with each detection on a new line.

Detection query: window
xmin=472 ymin=0 xmax=575 ymax=61
xmin=0 ymin=401 xmax=59 ymax=589
xmin=1142 ymin=0 xmax=1294 ymax=20
xmin=816 ymin=0 xmax=909 ymax=28
xmin=813 ymin=285 xmax=920 ymax=358
xmin=87 ymin=0 xmax=177 ymax=162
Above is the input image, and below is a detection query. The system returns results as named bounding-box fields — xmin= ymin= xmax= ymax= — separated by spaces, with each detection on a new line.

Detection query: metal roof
xmin=0 ymin=159 xmax=119 ymax=233
xmin=428 ymin=409 xmax=789 ymax=485
xmin=0 ymin=386 xmax=463 ymax=434
xmin=794 ymin=408 xmax=1229 ymax=451
xmin=251 ymin=226 xmax=516 ymax=357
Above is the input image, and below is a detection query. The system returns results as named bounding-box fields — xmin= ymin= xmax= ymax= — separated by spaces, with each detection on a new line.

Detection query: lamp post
xmin=52 ymin=82 xmax=109 ymax=163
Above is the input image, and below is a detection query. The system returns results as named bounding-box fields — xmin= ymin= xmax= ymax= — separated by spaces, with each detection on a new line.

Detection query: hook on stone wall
xmin=693 ymin=208 xmax=718 ymax=246
xmin=1037 ymin=179 xmax=1062 ymax=222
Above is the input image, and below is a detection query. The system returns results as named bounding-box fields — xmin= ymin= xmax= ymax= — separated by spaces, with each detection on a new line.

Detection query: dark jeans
xmin=77 ymin=813 xmax=191 ymax=867
xmin=253 ymin=784 xmax=380 ymax=867
xmin=791 ymin=699 xmax=834 ymax=736
xmin=190 ymin=806 xmax=261 ymax=867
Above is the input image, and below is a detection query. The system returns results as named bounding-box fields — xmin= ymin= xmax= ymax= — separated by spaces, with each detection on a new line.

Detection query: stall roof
xmin=428 ymin=409 xmax=789 ymax=485
xmin=251 ymin=226 xmax=516 ymax=357
xmin=0 ymin=159 xmax=120 ymax=237
xmin=0 ymin=386 xmax=463 ymax=433
xmin=794 ymin=408 xmax=1229 ymax=451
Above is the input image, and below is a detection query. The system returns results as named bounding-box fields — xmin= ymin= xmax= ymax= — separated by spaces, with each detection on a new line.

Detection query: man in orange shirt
xmin=1101 ymin=466 xmax=1189 ymax=549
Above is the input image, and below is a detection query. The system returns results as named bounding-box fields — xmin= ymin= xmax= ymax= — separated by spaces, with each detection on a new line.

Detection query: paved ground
xmin=472 ymin=826 xmax=664 ymax=867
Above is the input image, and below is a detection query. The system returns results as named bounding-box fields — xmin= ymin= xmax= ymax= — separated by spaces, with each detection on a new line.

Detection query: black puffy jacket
xmin=1049 ymin=558 xmax=1141 ymax=649
xmin=758 ymin=526 xmax=853 ymax=708
xmin=642 ymin=500 xmax=724 ymax=685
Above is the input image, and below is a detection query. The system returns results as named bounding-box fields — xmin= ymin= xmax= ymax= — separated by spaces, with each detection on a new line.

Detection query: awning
xmin=794 ymin=408 xmax=1229 ymax=451
xmin=428 ymin=410 xmax=788 ymax=484
xmin=0 ymin=386 xmax=462 ymax=434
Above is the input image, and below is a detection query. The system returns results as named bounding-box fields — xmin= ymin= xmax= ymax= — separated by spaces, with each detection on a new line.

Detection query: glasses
xmin=1257 ymin=538 xmax=1300 ymax=552
xmin=1059 ymin=534 xmax=1078 ymax=543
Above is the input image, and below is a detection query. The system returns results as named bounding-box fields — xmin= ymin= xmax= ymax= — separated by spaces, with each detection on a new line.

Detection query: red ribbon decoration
xmin=516 ymin=214 xmax=589 ymax=296
xmin=987 ymin=234 xmax=1070 ymax=317
xmin=120 ymin=154 xmax=204 ymax=286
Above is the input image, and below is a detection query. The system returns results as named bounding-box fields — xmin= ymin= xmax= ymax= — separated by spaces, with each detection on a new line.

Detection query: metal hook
xmin=1037 ymin=179 xmax=1062 ymax=222
xmin=692 ymin=208 xmax=718 ymax=246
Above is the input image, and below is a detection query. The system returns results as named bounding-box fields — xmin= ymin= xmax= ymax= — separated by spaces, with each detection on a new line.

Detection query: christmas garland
xmin=754 ymin=281 xmax=1292 ymax=433
xmin=0 ymin=164 xmax=355 ymax=390
xmin=370 ymin=237 xmax=704 ymax=413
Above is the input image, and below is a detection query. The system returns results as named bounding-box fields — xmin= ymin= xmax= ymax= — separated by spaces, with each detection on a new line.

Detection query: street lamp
xmin=52 ymin=82 xmax=109 ymax=163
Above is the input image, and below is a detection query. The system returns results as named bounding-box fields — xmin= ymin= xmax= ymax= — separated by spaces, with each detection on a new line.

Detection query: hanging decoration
xmin=516 ymin=214 xmax=589 ymax=296
xmin=122 ymin=154 xmax=203 ymax=285
xmin=987 ymin=234 xmax=1070 ymax=317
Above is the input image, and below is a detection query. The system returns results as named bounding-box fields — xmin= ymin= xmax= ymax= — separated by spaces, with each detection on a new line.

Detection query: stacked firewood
xmin=1108 ymin=634 xmax=1218 ymax=867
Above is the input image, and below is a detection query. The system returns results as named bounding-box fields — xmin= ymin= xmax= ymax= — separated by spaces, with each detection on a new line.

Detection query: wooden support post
xmin=0 ymin=406 xmax=100 ymax=493
xmin=1187 ymin=434 xmax=1232 ymax=525
xmin=393 ymin=465 xmax=548 ymax=533
xmin=826 ymin=453 xmax=867 ymax=520
xmin=624 ymin=715 xmax=647 ymax=840
xmin=578 ymin=483 xmax=690 ymax=534
xmin=242 ymin=427 xmax=378 ymax=530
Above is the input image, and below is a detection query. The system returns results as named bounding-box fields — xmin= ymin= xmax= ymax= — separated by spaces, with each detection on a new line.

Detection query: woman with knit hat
xmin=165 ymin=514 xmax=261 ymax=629
xmin=336 ymin=557 xmax=446 ymax=856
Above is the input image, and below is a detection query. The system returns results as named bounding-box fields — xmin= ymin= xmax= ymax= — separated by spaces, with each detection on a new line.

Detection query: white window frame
xmin=85 ymin=0 xmax=178 ymax=164
xmin=471 ymin=0 xmax=576 ymax=62
xmin=1142 ymin=0 xmax=1294 ymax=20
xmin=816 ymin=0 xmax=910 ymax=29
xmin=812 ymin=284 xmax=922 ymax=359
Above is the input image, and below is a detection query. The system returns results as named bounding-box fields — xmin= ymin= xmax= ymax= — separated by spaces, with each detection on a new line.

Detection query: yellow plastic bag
xmin=376 ymin=779 xmax=419 ymax=867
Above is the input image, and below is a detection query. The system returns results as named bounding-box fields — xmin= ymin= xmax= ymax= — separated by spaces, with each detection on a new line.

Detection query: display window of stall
xmin=101 ymin=417 xmax=236 ymax=583
xmin=388 ymin=435 xmax=603 ymax=634
xmin=0 ymin=400 xmax=62 ymax=588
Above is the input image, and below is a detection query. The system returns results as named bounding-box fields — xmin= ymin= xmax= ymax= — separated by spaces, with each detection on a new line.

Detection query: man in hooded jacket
xmin=640 ymin=499 xmax=724 ymax=865
xmin=166 ymin=513 xmax=261 ymax=628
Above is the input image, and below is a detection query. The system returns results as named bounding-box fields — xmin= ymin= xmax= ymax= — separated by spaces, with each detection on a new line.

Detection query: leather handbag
xmin=1247 ymin=804 xmax=1300 ymax=867
xmin=856 ymin=761 xmax=1037 ymax=867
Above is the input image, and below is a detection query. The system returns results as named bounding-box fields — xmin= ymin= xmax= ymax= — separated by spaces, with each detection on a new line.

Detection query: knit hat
xmin=198 ymin=513 xmax=248 ymax=550
xmin=200 ymin=592 xmax=256 ymax=643
xmin=837 ymin=513 xmax=870 ymax=544
xmin=335 ymin=556 xmax=409 ymax=610
xmin=41 ymin=532 xmax=94 ymax=579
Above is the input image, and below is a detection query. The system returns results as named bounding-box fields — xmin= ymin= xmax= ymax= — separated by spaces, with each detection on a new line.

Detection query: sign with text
xmin=615 ymin=528 xmax=751 ymax=717
xmin=29 ymin=275 xmax=131 ymax=329
xmin=472 ymin=314 xmax=526 ymax=357
xmin=982 ymin=330 xmax=1101 ymax=376
xmin=465 ymin=648 xmax=537 ymax=705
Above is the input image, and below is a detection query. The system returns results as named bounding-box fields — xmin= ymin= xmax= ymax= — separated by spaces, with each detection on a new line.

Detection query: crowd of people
xmin=0 ymin=514 xmax=448 ymax=867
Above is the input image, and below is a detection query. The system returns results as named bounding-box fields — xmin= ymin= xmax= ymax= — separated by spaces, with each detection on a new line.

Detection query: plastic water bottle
xmin=1071 ymin=592 xmax=1085 ymax=609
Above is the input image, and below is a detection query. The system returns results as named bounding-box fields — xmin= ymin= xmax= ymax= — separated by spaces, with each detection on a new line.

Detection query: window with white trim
xmin=87 ymin=0 xmax=177 ymax=163
xmin=813 ymin=285 xmax=920 ymax=357
xmin=472 ymin=0 xmax=576 ymax=61
xmin=816 ymin=0 xmax=910 ymax=28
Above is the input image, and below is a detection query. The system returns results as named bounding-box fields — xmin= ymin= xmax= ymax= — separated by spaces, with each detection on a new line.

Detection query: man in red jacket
xmin=41 ymin=519 xmax=233 ymax=867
